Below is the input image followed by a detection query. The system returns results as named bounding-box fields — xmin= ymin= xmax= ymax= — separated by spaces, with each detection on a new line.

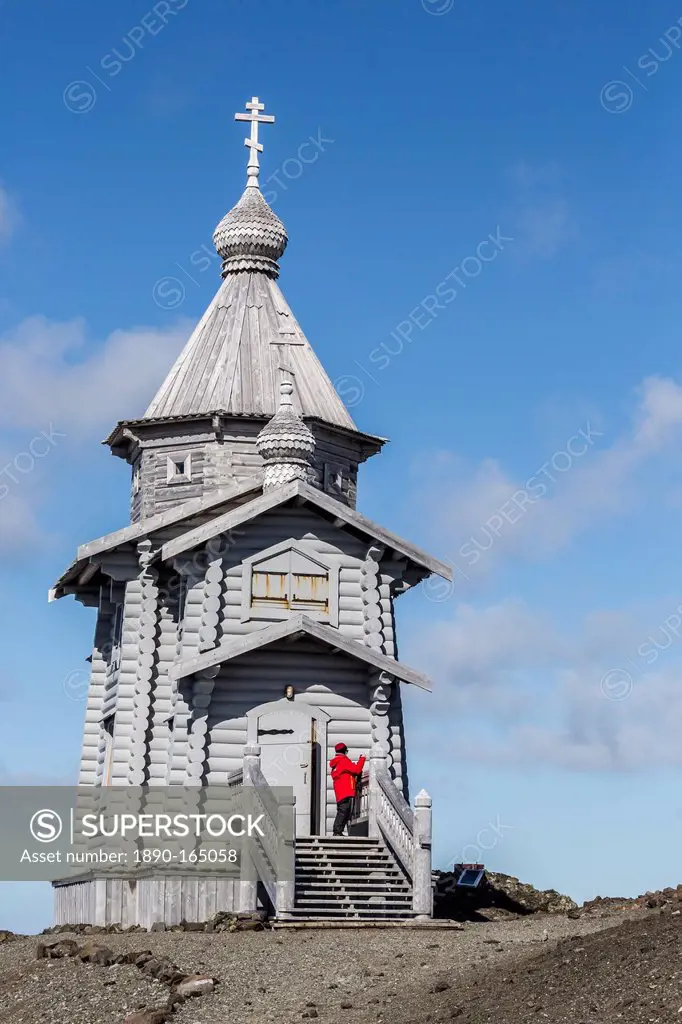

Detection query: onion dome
xmin=257 ymin=377 xmax=315 ymax=491
xmin=213 ymin=186 xmax=288 ymax=278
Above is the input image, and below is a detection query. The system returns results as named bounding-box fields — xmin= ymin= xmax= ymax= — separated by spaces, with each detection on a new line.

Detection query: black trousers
xmin=333 ymin=796 xmax=353 ymax=836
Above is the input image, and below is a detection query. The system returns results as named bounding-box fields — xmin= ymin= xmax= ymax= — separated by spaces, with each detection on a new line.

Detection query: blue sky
xmin=2 ymin=0 xmax=682 ymax=931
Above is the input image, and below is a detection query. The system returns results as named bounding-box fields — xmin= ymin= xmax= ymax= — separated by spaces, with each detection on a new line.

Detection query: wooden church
xmin=51 ymin=98 xmax=451 ymax=927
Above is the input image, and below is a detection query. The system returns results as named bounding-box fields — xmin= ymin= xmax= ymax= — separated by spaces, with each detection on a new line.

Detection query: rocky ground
xmin=0 ymin=881 xmax=680 ymax=1024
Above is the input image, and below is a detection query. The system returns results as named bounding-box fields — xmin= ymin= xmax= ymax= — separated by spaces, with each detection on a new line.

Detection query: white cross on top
xmin=234 ymin=96 xmax=275 ymax=186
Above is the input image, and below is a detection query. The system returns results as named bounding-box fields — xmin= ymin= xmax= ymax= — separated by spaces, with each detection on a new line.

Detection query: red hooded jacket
xmin=329 ymin=753 xmax=366 ymax=802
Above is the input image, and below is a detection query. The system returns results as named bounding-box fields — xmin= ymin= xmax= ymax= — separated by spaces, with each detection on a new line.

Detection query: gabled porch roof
xmin=170 ymin=613 xmax=432 ymax=691
xmin=50 ymin=478 xmax=261 ymax=600
xmin=161 ymin=479 xmax=452 ymax=583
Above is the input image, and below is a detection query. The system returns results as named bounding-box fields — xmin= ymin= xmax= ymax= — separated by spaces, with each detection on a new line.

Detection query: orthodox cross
xmin=235 ymin=96 xmax=275 ymax=187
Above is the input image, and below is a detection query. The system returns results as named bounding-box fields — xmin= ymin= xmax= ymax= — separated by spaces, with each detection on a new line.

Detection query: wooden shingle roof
xmin=143 ymin=271 xmax=356 ymax=430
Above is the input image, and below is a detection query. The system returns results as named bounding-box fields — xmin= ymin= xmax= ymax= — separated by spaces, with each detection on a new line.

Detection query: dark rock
xmin=78 ymin=940 xmax=115 ymax=965
xmin=142 ymin=958 xmax=184 ymax=985
xmin=302 ymin=1010 xmax=318 ymax=1019
xmin=434 ymin=870 xmax=577 ymax=920
xmin=150 ymin=922 xmax=166 ymax=932
xmin=0 ymin=930 xmax=15 ymax=943
xmin=131 ymin=951 xmax=154 ymax=967
xmin=341 ymin=1002 xmax=353 ymax=1009
xmin=44 ymin=939 xmax=80 ymax=959
xmin=237 ymin=919 xmax=264 ymax=931
xmin=433 ymin=981 xmax=450 ymax=993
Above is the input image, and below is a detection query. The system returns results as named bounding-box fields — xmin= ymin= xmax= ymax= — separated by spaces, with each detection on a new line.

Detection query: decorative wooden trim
xmin=126 ymin=540 xmax=160 ymax=786
xmin=361 ymin=542 xmax=385 ymax=652
xmin=368 ymin=668 xmax=394 ymax=773
xmin=183 ymin=666 xmax=219 ymax=785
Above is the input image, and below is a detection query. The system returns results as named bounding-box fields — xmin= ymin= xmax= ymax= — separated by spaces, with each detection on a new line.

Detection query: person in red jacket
xmin=329 ymin=743 xmax=366 ymax=836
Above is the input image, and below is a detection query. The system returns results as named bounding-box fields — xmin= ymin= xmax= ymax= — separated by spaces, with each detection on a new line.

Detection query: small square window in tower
xmin=324 ymin=463 xmax=345 ymax=497
xmin=166 ymin=451 xmax=192 ymax=485
xmin=242 ymin=541 xmax=338 ymax=625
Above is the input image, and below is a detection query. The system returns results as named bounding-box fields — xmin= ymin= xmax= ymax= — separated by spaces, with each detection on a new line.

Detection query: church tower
xmin=52 ymin=98 xmax=451 ymax=925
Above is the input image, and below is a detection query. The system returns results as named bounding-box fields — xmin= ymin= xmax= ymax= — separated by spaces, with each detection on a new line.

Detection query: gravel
xmin=0 ymin=905 xmax=669 ymax=1024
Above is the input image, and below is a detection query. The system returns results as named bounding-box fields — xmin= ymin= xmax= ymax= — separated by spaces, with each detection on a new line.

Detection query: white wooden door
xmin=257 ymin=709 xmax=314 ymax=835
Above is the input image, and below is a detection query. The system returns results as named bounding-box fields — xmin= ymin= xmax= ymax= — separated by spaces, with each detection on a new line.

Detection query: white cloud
xmin=0 ymin=315 xmax=191 ymax=438
xmin=0 ymin=183 xmax=19 ymax=243
xmin=506 ymin=161 xmax=578 ymax=262
xmin=411 ymin=598 xmax=682 ymax=772
xmin=411 ymin=598 xmax=562 ymax=716
xmin=0 ymin=314 xmax=191 ymax=552
xmin=415 ymin=376 xmax=682 ymax=579
xmin=0 ymin=491 xmax=42 ymax=554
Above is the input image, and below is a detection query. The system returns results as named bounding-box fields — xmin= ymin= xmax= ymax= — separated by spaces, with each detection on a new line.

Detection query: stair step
xmin=295 ymin=876 xmax=409 ymax=885
xmin=294 ymin=868 xmax=401 ymax=876
xmin=295 ymin=882 xmax=405 ymax=889
xmin=297 ymin=845 xmax=386 ymax=852
xmin=282 ymin=909 xmax=413 ymax=917
xmin=297 ymin=841 xmax=384 ymax=847
xmin=296 ymin=890 xmax=410 ymax=899
xmin=292 ymin=897 xmax=409 ymax=905
xmin=296 ymin=879 xmax=410 ymax=888
xmin=292 ymin=851 xmax=393 ymax=860
xmin=297 ymin=838 xmax=380 ymax=844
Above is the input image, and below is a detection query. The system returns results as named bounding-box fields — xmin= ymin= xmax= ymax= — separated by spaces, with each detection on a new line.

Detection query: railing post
xmin=412 ymin=789 xmax=433 ymax=919
xmin=368 ymin=744 xmax=387 ymax=839
xmin=238 ymin=744 xmax=262 ymax=913
xmin=242 ymin=743 xmax=262 ymax=785
xmin=275 ymin=791 xmax=296 ymax=916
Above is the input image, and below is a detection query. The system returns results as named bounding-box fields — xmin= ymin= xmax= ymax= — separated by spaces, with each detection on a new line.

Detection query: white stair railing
xmin=239 ymin=744 xmax=295 ymax=916
xmin=366 ymin=745 xmax=433 ymax=918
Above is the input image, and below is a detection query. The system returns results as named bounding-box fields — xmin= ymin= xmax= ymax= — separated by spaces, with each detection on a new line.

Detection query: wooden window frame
xmin=241 ymin=539 xmax=339 ymax=626
xmin=166 ymin=451 xmax=193 ymax=485
xmin=323 ymin=462 xmax=345 ymax=497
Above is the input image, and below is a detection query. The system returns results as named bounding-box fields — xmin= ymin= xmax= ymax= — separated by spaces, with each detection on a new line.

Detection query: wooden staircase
xmin=282 ymin=836 xmax=415 ymax=922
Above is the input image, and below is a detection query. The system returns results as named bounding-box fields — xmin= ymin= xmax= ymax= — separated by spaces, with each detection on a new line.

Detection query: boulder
xmin=174 ymin=974 xmax=217 ymax=999
xmin=433 ymin=870 xmax=577 ymax=919
xmin=42 ymin=938 xmax=80 ymax=959
xmin=141 ymin=958 xmax=184 ymax=985
xmin=485 ymin=872 xmax=577 ymax=914
xmin=77 ymin=940 xmax=116 ymax=965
